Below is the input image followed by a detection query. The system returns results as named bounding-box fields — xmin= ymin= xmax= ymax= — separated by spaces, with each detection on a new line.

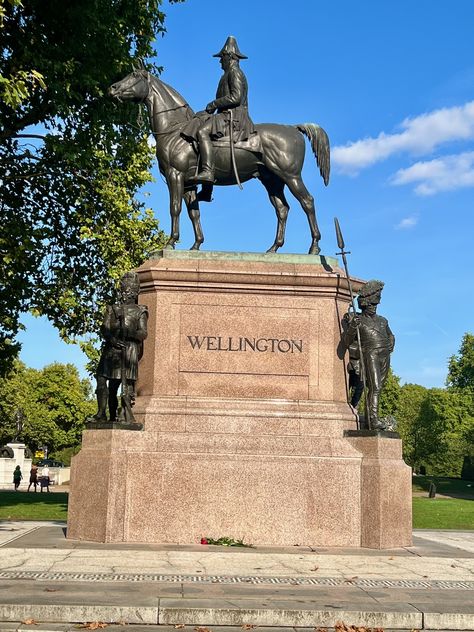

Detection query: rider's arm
xmin=209 ymin=67 xmax=244 ymax=110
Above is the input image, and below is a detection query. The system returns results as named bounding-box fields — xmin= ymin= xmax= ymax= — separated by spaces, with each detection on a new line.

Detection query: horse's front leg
xmin=183 ymin=189 xmax=204 ymax=250
xmin=164 ymin=169 xmax=184 ymax=249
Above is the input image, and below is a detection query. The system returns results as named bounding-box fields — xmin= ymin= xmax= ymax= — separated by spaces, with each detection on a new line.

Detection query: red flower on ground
xmin=200 ymin=537 xmax=208 ymax=545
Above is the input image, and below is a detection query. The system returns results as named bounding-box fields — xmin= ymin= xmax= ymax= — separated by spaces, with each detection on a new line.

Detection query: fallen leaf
xmin=76 ymin=623 xmax=108 ymax=630
xmin=388 ymin=556 xmax=394 ymax=560
xmin=44 ymin=588 xmax=58 ymax=592
xmin=21 ymin=619 xmax=38 ymax=625
xmin=194 ymin=627 xmax=211 ymax=632
xmin=174 ymin=626 xmax=185 ymax=629
xmin=310 ymin=565 xmax=319 ymax=571
xmin=451 ymin=564 xmax=456 ymax=568
xmin=242 ymin=626 xmax=257 ymax=630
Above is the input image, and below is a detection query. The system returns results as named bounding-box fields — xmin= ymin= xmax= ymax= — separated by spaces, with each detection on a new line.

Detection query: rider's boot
xmin=189 ymin=139 xmax=215 ymax=184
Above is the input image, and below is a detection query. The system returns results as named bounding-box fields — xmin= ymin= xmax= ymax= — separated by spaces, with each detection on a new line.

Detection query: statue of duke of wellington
xmin=186 ymin=35 xmax=256 ymax=185
xmin=109 ymin=36 xmax=330 ymax=253
xmin=89 ymin=272 xmax=148 ymax=426
xmin=342 ymin=280 xmax=395 ymax=430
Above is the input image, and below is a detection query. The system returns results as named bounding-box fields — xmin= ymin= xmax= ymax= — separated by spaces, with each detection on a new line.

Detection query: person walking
xmin=40 ymin=465 xmax=50 ymax=493
xmin=28 ymin=464 xmax=38 ymax=492
xmin=13 ymin=465 xmax=22 ymax=491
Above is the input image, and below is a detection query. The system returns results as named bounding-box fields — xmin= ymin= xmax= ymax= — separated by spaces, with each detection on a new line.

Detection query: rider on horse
xmin=186 ymin=36 xmax=256 ymax=185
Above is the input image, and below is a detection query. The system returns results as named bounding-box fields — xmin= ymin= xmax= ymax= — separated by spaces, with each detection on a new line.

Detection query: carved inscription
xmin=178 ymin=306 xmax=311 ymax=380
xmin=187 ymin=336 xmax=303 ymax=353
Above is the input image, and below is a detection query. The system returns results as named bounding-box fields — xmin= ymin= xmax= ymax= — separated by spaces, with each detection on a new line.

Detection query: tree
xmin=424 ymin=387 xmax=474 ymax=477
xmin=0 ymin=360 xmax=94 ymax=452
xmin=445 ymin=332 xmax=474 ymax=478
xmin=447 ymin=333 xmax=474 ymax=391
xmin=0 ymin=0 xmax=185 ymax=376
xmin=396 ymin=383 xmax=429 ymax=469
xmin=379 ymin=367 xmax=401 ymax=418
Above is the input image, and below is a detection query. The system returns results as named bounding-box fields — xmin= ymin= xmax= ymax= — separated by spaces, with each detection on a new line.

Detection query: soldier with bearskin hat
xmin=89 ymin=272 xmax=148 ymax=424
xmin=342 ymin=280 xmax=395 ymax=429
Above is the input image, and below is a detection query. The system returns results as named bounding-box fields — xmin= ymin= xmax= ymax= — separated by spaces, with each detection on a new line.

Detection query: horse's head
xmin=109 ymin=70 xmax=149 ymax=103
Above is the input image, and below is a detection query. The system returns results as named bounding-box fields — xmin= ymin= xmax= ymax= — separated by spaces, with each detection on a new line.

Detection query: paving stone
xmin=158 ymin=598 xmax=423 ymax=628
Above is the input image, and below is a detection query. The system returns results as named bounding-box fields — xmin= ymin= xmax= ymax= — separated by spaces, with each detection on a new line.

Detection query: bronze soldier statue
xmin=187 ymin=35 xmax=256 ymax=185
xmin=341 ymin=313 xmax=364 ymax=411
xmin=342 ymin=280 xmax=395 ymax=430
xmin=89 ymin=272 xmax=148 ymax=425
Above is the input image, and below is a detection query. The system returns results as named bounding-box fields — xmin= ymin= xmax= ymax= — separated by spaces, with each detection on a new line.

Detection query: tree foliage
xmin=391 ymin=333 xmax=474 ymax=477
xmin=447 ymin=333 xmax=474 ymax=392
xmin=0 ymin=0 xmax=183 ymax=375
xmin=378 ymin=367 xmax=401 ymax=418
xmin=0 ymin=360 xmax=94 ymax=452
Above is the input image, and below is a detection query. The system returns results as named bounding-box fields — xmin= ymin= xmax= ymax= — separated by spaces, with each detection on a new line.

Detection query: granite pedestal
xmin=68 ymin=251 xmax=412 ymax=548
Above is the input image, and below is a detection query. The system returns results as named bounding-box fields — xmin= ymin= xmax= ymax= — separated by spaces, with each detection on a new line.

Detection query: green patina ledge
xmin=149 ymin=249 xmax=340 ymax=269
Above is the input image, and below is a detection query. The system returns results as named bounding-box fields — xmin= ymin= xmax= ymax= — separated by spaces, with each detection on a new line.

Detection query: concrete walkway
xmin=0 ymin=522 xmax=473 ymax=630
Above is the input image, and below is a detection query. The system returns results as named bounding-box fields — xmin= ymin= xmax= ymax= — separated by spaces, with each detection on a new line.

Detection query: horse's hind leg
xmin=259 ymin=171 xmax=289 ymax=253
xmin=284 ymin=176 xmax=321 ymax=255
xmin=183 ymin=189 xmax=204 ymax=250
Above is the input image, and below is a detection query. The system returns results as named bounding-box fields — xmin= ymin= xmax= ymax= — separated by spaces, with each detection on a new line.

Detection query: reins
xmin=141 ymin=72 xmax=192 ymax=136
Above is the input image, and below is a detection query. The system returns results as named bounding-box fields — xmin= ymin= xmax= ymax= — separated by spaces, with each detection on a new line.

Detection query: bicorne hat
xmin=213 ymin=36 xmax=248 ymax=59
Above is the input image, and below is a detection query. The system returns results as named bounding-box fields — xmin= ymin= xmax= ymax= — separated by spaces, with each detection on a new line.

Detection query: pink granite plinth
xmin=346 ymin=434 xmax=413 ymax=548
xmin=67 ymin=252 xmax=412 ymax=547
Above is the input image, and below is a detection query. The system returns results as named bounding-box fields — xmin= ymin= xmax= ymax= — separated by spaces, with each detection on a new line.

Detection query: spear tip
xmin=334 ymin=217 xmax=345 ymax=251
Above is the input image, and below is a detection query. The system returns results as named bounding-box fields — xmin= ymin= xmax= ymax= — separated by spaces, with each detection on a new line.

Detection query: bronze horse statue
xmin=109 ymin=69 xmax=330 ymax=254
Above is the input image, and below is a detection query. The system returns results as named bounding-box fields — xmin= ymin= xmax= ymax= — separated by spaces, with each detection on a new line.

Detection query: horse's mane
xmin=148 ymin=74 xmax=195 ymax=120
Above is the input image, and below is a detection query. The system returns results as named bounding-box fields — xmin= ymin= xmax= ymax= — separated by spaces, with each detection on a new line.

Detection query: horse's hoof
xmin=164 ymin=242 xmax=176 ymax=250
xmin=266 ymin=246 xmax=279 ymax=254
xmin=190 ymin=243 xmax=202 ymax=251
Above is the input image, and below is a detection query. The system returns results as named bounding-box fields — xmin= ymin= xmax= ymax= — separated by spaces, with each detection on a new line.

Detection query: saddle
xmin=190 ymin=131 xmax=263 ymax=202
xmin=211 ymin=132 xmax=262 ymax=154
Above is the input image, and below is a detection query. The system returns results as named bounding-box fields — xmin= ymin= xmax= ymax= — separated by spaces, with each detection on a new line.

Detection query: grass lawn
xmin=0 ymin=479 xmax=472 ymax=530
xmin=412 ymin=475 xmax=474 ymax=497
xmin=0 ymin=491 xmax=68 ymax=520
xmin=413 ymin=496 xmax=474 ymax=530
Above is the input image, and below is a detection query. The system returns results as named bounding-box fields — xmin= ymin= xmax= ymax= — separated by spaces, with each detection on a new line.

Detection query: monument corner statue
xmin=341 ymin=280 xmax=395 ymax=431
xmin=89 ymin=272 xmax=148 ymax=427
xmin=109 ymin=38 xmax=330 ymax=254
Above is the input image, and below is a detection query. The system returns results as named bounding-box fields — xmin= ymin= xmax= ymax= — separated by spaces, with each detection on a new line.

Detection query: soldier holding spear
xmin=335 ymin=219 xmax=395 ymax=431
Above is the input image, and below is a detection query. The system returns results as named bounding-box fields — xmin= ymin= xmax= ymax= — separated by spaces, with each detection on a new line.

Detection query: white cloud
xmin=395 ymin=216 xmax=418 ymax=229
xmin=332 ymin=101 xmax=474 ymax=174
xmin=392 ymin=151 xmax=474 ymax=195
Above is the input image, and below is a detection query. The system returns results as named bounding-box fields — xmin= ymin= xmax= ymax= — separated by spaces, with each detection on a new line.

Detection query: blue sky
xmin=19 ymin=0 xmax=474 ymax=388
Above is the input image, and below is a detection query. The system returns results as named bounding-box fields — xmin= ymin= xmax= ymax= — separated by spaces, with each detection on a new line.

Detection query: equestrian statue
xmin=109 ymin=36 xmax=330 ymax=254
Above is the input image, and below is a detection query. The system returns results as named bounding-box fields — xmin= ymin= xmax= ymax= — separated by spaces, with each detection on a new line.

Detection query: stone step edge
xmin=1 ymin=629 xmax=473 ymax=632
xmin=1 ymin=603 xmax=473 ymax=629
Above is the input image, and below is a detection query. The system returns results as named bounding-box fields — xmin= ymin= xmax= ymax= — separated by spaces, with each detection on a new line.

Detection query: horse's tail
xmin=296 ymin=123 xmax=330 ymax=186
